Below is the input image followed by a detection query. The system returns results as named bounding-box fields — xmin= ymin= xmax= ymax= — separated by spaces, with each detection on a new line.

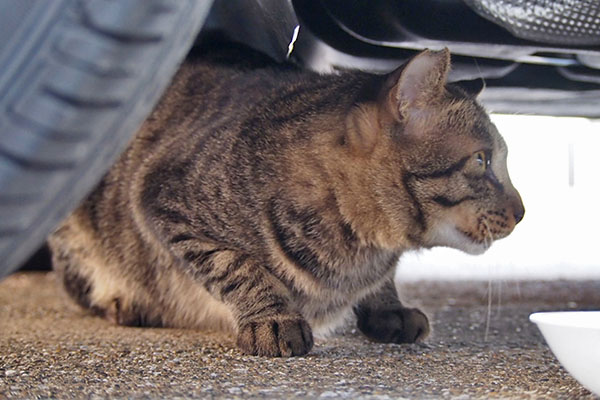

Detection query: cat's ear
xmin=457 ymin=78 xmax=485 ymax=98
xmin=385 ymin=48 xmax=451 ymax=120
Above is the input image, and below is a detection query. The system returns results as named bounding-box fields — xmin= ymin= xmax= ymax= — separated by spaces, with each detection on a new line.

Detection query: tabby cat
xmin=49 ymin=43 xmax=524 ymax=357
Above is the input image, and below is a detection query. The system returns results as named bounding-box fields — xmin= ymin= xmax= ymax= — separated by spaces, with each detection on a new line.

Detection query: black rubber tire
xmin=0 ymin=0 xmax=214 ymax=279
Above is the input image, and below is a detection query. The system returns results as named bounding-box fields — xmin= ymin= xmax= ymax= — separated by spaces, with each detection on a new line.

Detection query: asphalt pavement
xmin=1 ymin=272 xmax=598 ymax=399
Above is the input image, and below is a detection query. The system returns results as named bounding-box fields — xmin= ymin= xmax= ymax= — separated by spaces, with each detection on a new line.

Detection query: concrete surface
xmin=1 ymin=272 xmax=599 ymax=399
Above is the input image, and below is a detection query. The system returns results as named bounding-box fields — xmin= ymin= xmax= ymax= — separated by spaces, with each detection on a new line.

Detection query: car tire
xmin=0 ymin=0 xmax=214 ymax=278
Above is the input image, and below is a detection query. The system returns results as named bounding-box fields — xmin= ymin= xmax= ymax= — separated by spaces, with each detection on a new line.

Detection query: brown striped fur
xmin=49 ymin=43 xmax=524 ymax=357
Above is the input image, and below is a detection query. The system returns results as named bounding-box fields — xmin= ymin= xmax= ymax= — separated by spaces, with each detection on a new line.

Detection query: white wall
xmin=398 ymin=114 xmax=600 ymax=281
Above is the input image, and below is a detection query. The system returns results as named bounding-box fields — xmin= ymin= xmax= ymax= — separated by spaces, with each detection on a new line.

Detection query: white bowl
xmin=530 ymin=311 xmax=600 ymax=395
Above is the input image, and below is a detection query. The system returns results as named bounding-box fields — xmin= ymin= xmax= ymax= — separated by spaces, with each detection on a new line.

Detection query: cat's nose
xmin=513 ymin=205 xmax=525 ymax=224
xmin=506 ymin=189 xmax=525 ymax=225
xmin=511 ymin=197 xmax=525 ymax=225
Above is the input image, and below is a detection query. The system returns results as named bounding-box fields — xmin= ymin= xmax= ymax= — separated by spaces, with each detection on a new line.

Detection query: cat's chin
xmin=427 ymin=223 xmax=492 ymax=255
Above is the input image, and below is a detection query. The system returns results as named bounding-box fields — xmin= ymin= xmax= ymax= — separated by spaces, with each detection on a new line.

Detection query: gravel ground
xmin=1 ymin=272 xmax=598 ymax=399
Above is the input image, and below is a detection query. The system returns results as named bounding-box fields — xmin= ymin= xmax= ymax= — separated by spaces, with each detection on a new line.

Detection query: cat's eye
xmin=471 ymin=151 xmax=490 ymax=174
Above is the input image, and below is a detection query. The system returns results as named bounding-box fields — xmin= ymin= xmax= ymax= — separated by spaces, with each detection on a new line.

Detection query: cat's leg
xmin=50 ymin=234 xmax=105 ymax=318
xmin=354 ymin=278 xmax=430 ymax=344
xmin=182 ymin=248 xmax=313 ymax=356
xmin=50 ymin=221 xmax=163 ymax=328
xmin=51 ymin=242 xmax=162 ymax=327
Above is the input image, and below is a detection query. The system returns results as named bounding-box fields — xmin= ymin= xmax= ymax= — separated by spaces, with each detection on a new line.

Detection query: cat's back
xmin=160 ymin=41 xmax=362 ymax=141
xmin=69 ymin=41 xmax=366 ymax=252
xmin=163 ymin=43 xmax=304 ymax=124
xmin=111 ymin=43 xmax=299 ymax=179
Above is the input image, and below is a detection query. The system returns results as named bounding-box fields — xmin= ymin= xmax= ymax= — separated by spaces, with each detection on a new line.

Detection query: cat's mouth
xmin=428 ymin=223 xmax=493 ymax=255
xmin=455 ymin=228 xmax=493 ymax=255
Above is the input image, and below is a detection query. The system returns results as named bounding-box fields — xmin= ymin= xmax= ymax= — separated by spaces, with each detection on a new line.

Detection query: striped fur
xmin=49 ymin=44 xmax=523 ymax=357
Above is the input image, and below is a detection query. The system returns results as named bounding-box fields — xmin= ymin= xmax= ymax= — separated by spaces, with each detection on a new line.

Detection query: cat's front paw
xmin=236 ymin=315 xmax=314 ymax=357
xmin=356 ymin=306 xmax=430 ymax=344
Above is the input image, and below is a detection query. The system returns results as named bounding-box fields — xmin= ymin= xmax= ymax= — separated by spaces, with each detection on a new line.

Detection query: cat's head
xmin=345 ymin=49 xmax=524 ymax=254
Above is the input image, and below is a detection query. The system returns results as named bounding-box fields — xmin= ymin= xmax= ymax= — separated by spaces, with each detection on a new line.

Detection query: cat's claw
xmin=356 ymin=306 xmax=430 ymax=344
xmin=237 ymin=315 xmax=313 ymax=357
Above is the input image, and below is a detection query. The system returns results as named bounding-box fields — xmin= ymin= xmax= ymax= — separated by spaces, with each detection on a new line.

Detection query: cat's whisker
xmin=497 ymin=279 xmax=503 ymax=316
xmin=473 ymin=58 xmax=487 ymax=94
xmin=482 ymin=219 xmax=493 ymax=249
xmin=481 ymin=218 xmax=495 ymax=342
xmin=484 ymin=278 xmax=492 ymax=342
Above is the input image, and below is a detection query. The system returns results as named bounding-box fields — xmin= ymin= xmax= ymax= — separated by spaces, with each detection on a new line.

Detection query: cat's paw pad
xmin=356 ymin=306 xmax=430 ymax=344
xmin=237 ymin=315 xmax=314 ymax=357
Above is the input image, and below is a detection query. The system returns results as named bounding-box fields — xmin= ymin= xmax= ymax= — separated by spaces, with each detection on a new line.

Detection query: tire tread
xmin=0 ymin=0 xmax=213 ymax=276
